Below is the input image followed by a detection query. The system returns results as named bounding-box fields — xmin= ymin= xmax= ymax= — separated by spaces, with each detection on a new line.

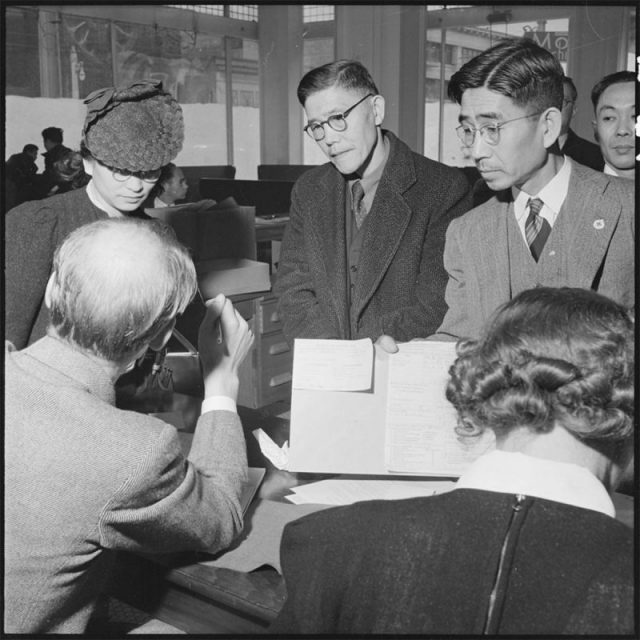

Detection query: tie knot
xmin=527 ymin=197 xmax=543 ymax=217
xmin=352 ymin=180 xmax=365 ymax=206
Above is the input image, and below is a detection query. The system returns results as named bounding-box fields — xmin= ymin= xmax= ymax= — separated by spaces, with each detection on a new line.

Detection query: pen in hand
xmin=215 ymin=316 xmax=223 ymax=344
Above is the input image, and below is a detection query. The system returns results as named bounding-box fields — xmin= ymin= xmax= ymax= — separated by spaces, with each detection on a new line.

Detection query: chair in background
xmin=257 ymin=164 xmax=317 ymax=181
xmin=200 ymin=178 xmax=295 ymax=217
xmin=181 ymin=165 xmax=236 ymax=201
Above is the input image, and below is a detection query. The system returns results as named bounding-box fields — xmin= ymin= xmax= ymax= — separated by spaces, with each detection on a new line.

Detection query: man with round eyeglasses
xmin=6 ymin=81 xmax=184 ymax=349
xmin=275 ymin=59 xmax=473 ymax=344
xmin=375 ymin=38 xmax=633 ymax=348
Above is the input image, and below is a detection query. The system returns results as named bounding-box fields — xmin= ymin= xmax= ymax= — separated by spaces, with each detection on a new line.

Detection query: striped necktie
xmin=352 ymin=180 xmax=367 ymax=229
xmin=525 ymin=197 xmax=551 ymax=261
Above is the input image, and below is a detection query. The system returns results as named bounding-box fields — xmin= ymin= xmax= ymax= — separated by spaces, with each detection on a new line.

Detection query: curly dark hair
xmin=446 ymin=287 xmax=634 ymax=443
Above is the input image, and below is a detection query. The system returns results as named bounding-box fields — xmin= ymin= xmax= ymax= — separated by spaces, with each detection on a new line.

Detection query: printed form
xmin=385 ymin=341 xmax=494 ymax=475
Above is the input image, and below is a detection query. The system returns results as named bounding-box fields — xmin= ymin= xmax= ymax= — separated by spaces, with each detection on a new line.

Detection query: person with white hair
xmin=5 ymin=217 xmax=254 ymax=633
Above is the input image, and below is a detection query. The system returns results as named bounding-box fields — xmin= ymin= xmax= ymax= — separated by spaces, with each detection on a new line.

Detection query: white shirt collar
xmin=456 ymin=449 xmax=615 ymax=518
xmin=153 ymin=197 xmax=170 ymax=208
xmin=512 ymin=155 xmax=572 ymax=230
xmin=603 ymin=162 xmax=619 ymax=176
xmin=85 ymin=182 xmax=124 ymax=218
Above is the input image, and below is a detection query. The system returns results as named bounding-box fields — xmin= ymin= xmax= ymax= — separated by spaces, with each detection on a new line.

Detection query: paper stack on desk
xmin=286 ymin=477 xmax=455 ymax=505
xmin=287 ymin=339 xmax=494 ymax=476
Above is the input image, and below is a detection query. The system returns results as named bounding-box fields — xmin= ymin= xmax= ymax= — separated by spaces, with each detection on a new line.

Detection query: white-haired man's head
xmin=45 ymin=218 xmax=197 ymax=366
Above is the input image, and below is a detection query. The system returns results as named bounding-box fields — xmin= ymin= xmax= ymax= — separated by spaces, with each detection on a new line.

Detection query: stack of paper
xmin=286 ymin=478 xmax=455 ymax=505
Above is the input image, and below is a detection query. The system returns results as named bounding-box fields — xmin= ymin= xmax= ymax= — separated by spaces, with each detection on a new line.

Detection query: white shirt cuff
xmin=201 ymin=395 xmax=237 ymax=415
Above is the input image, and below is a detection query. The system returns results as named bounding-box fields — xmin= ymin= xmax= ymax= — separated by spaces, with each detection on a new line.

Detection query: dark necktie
xmin=352 ymin=180 xmax=367 ymax=229
xmin=525 ymin=197 xmax=551 ymax=261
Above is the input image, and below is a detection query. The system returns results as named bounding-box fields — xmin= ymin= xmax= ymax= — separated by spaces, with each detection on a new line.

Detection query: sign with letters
xmin=524 ymin=31 xmax=569 ymax=62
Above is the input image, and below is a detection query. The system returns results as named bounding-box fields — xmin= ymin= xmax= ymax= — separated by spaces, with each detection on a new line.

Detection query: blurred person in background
xmin=591 ymin=71 xmax=635 ymax=180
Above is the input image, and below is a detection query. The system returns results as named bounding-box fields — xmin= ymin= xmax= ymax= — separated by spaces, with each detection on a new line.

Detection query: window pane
xmin=302 ymin=30 xmax=336 ymax=164
xmin=5 ymin=7 xmax=40 ymax=97
xmin=231 ymin=37 xmax=260 ymax=178
xmin=60 ymin=14 xmax=113 ymax=98
xmin=425 ymin=15 xmax=571 ymax=166
xmin=304 ymin=6 xmax=335 ymax=23
xmin=113 ymin=23 xmax=226 ymax=104
xmin=228 ymin=5 xmax=258 ymax=21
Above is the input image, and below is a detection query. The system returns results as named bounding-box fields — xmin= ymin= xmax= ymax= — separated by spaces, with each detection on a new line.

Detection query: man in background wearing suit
xmin=591 ymin=70 xmax=635 ymax=181
xmin=557 ymin=76 xmax=604 ymax=171
xmin=411 ymin=38 xmax=633 ymax=343
xmin=274 ymin=60 xmax=473 ymax=344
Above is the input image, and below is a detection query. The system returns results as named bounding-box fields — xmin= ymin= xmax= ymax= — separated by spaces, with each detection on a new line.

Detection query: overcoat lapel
xmin=351 ymin=136 xmax=415 ymax=318
xmin=307 ymin=169 xmax=350 ymax=335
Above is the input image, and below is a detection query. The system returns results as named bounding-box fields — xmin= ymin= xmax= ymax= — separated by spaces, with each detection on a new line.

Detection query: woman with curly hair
xmin=272 ymin=286 xmax=634 ymax=635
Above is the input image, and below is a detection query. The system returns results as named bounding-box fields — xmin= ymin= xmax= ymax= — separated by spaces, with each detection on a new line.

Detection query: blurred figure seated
xmin=50 ymin=150 xmax=91 ymax=195
xmin=148 ymin=162 xmax=189 ymax=207
xmin=272 ymin=286 xmax=634 ymax=635
xmin=5 ymin=143 xmax=38 ymax=208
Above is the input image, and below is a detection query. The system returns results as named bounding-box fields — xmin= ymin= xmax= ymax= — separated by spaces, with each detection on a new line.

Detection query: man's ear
xmin=372 ymin=94 xmax=385 ymax=127
xmin=44 ymin=274 xmax=56 ymax=310
xmin=541 ymin=107 xmax=562 ymax=150
xmin=148 ymin=318 xmax=177 ymax=352
xmin=592 ymin=120 xmax=599 ymax=143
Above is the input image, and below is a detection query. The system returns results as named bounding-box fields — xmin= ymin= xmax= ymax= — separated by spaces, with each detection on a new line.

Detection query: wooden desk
xmin=106 ymin=409 xmax=292 ymax=633
xmin=106 ymin=408 xmax=635 ymax=634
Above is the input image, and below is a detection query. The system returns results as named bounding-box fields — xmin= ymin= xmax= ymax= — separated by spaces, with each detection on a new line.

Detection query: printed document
xmin=288 ymin=339 xmax=494 ymax=476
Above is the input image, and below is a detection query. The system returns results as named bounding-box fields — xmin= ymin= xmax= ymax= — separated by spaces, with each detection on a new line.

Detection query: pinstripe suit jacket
xmin=4 ymin=336 xmax=247 ymax=633
xmin=435 ymin=161 xmax=635 ymax=340
xmin=274 ymin=131 xmax=473 ymax=343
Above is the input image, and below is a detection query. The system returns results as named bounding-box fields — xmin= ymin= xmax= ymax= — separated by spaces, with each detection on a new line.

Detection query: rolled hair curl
xmin=446 ymin=288 xmax=634 ymax=442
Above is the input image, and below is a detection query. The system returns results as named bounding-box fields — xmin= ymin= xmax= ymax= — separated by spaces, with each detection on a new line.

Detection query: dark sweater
xmin=5 ymin=188 xmax=148 ymax=349
xmin=272 ymin=489 xmax=634 ymax=635
xmin=561 ymin=128 xmax=604 ymax=172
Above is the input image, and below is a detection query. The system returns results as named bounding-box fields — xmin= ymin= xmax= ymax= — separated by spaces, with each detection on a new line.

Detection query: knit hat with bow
xmin=82 ymin=81 xmax=184 ymax=172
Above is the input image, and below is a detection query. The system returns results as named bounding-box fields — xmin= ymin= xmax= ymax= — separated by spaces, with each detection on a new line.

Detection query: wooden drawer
xmin=258 ymin=297 xmax=283 ymax=335
xmin=259 ymin=332 xmax=290 ymax=359
xmin=232 ymin=293 xmax=293 ymax=409
xmin=257 ymin=333 xmax=292 ymax=405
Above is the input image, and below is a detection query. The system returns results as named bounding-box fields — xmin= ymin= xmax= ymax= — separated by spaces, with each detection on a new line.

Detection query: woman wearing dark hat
xmin=6 ymin=81 xmax=184 ymax=349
